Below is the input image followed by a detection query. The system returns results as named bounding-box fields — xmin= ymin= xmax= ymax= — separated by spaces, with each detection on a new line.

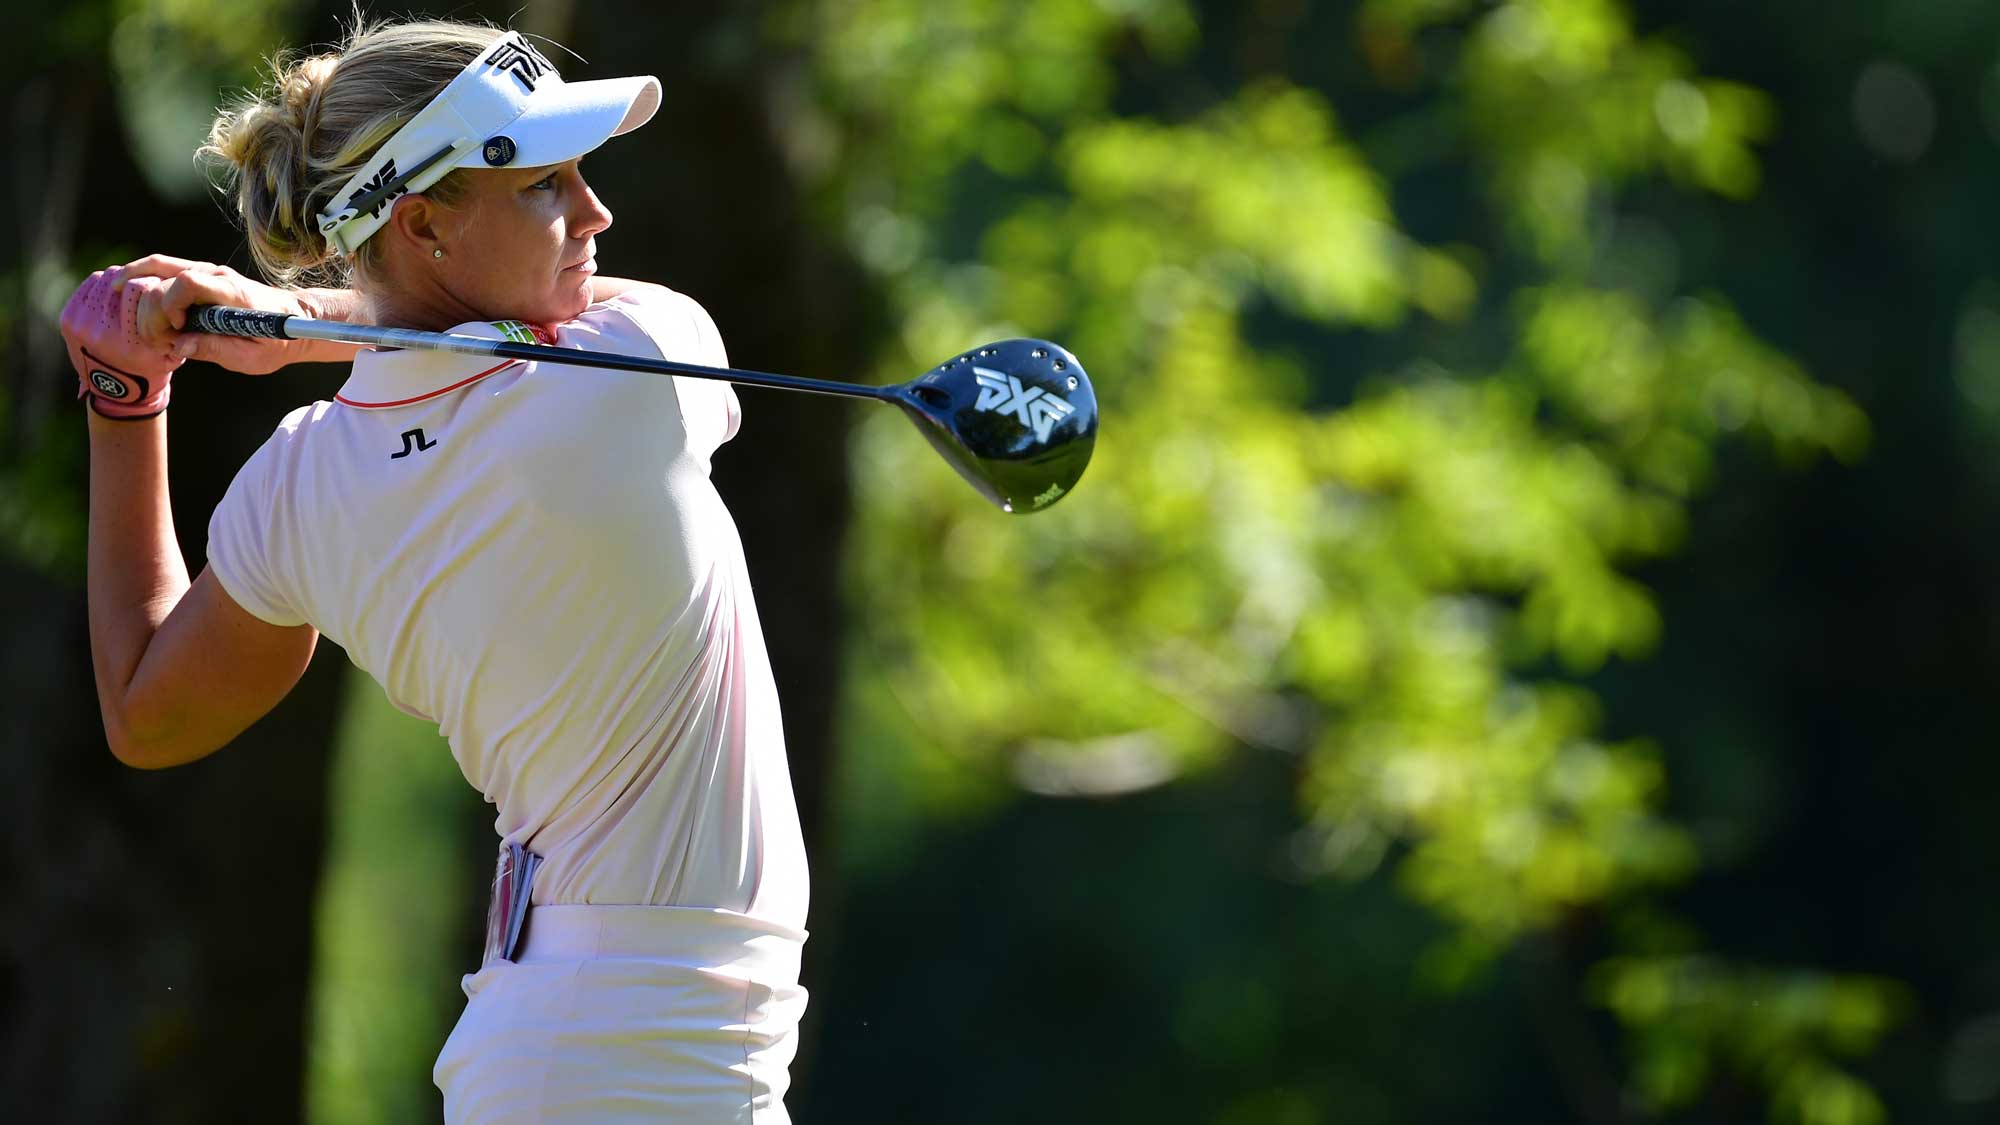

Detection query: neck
xmin=359 ymin=247 xmax=485 ymax=332
xmin=361 ymin=287 xmax=483 ymax=335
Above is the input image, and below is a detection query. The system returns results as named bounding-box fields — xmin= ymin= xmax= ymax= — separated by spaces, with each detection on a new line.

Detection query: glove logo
xmin=973 ymin=366 xmax=1075 ymax=444
xmin=89 ymin=370 xmax=128 ymax=399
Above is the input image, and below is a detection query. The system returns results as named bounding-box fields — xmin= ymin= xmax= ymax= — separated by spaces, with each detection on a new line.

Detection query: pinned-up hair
xmin=200 ymin=17 xmax=508 ymax=287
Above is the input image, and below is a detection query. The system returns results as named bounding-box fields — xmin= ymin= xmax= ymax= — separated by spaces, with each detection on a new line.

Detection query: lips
xmin=561 ymin=242 xmax=597 ymax=273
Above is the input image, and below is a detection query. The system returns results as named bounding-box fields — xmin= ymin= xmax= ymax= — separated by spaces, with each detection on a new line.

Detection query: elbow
xmin=104 ymin=724 xmax=176 ymax=770
xmin=108 ymin=745 xmax=161 ymax=770
xmin=102 ymin=709 xmax=208 ymax=771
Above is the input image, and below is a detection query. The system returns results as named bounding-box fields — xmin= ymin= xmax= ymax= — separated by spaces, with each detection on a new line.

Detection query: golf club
xmin=186 ymin=305 xmax=1097 ymax=513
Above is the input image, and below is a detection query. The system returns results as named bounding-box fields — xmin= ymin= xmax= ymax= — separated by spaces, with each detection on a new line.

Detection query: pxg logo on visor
xmin=485 ymin=38 xmax=554 ymax=93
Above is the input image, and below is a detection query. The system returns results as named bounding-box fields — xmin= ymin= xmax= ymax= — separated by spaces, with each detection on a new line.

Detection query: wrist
xmin=77 ymin=360 xmax=171 ymax=419
xmin=296 ymin=287 xmax=358 ymax=322
xmin=291 ymin=288 xmax=365 ymax=365
xmin=85 ymin=399 xmax=167 ymax=431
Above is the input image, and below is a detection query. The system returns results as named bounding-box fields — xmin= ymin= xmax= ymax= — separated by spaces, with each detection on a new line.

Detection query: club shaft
xmin=185 ymin=305 xmax=897 ymax=402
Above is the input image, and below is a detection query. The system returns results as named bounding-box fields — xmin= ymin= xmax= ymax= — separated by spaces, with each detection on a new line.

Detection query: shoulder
xmin=207 ymin=401 xmax=339 ymax=629
xmin=569 ymin=284 xmax=726 ymax=366
xmin=255 ymin=399 xmax=338 ymax=461
xmin=219 ymin=399 xmax=341 ymax=499
xmin=275 ymin=398 xmax=337 ymax=436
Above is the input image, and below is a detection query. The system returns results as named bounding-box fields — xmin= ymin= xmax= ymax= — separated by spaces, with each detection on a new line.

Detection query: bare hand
xmin=115 ymin=255 xmax=315 ymax=376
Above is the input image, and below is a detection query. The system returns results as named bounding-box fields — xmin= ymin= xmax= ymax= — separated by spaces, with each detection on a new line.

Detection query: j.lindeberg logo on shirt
xmin=392 ymin=428 xmax=439 ymax=459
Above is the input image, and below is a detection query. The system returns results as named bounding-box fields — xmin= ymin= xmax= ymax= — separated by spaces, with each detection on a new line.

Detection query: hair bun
xmin=199 ymin=20 xmax=505 ymax=288
xmin=202 ymin=50 xmax=344 ymax=286
xmin=279 ymin=53 xmax=337 ymax=129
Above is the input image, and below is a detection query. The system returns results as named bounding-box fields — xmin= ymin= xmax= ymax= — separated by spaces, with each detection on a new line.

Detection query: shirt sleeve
xmin=599 ymin=285 xmax=742 ymax=447
xmin=694 ymin=303 xmax=743 ymax=444
xmin=597 ymin=285 xmax=706 ymax=359
xmin=206 ymin=425 xmax=308 ymax=628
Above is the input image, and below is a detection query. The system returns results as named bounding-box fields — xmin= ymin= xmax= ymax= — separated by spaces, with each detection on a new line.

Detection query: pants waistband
xmin=515 ymin=904 xmax=808 ymax=977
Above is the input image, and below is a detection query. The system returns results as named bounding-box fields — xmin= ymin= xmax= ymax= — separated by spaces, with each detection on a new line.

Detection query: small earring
xmin=433 ymin=248 xmax=445 ymax=259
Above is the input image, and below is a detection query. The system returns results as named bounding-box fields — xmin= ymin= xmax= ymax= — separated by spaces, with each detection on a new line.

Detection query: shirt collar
xmin=335 ymin=319 xmax=553 ymax=410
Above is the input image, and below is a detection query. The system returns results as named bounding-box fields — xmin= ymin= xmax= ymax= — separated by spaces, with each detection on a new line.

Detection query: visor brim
xmin=456 ymin=74 xmax=661 ymax=170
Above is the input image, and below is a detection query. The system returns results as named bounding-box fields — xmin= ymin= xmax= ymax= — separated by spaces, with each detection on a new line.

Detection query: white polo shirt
xmin=205 ymin=286 xmax=807 ymax=930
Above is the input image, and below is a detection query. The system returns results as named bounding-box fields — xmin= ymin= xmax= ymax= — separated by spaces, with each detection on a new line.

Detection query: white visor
xmin=316 ymin=32 xmax=661 ymax=256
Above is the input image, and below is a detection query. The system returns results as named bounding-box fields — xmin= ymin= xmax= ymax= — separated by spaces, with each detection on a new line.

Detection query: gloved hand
xmin=60 ymin=269 xmax=182 ymax=420
xmin=123 ymin=255 xmax=326 ymax=375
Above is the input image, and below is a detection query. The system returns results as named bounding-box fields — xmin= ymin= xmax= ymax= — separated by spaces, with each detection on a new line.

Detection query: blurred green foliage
xmin=109 ymin=0 xmax=307 ymax=200
xmin=1364 ymin=0 xmax=1776 ymax=255
xmin=1591 ymin=956 xmax=1908 ymax=1122
xmin=0 ymin=400 xmax=87 ymax=572
xmin=18 ymin=1 xmax=1951 ymax=1122
xmin=306 ymin=669 xmax=483 ymax=1125
xmin=0 ymin=0 xmax=302 ymax=573
xmin=799 ymin=0 xmax=1897 ymax=1120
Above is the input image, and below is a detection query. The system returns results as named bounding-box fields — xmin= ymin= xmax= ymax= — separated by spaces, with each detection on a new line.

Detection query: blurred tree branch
xmin=795 ymin=1 xmax=1902 ymax=1121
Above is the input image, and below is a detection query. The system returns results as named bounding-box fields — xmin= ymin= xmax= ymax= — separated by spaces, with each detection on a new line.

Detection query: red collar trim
xmin=333 ymin=318 xmax=554 ymax=411
xmin=334 ymin=359 xmax=521 ymax=409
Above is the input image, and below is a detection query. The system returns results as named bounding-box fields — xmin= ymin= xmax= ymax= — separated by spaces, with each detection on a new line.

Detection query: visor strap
xmin=318 ymin=138 xmax=470 ymax=254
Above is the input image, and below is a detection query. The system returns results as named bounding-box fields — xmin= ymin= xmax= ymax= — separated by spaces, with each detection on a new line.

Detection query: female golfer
xmin=59 ymin=18 xmax=808 ymax=1122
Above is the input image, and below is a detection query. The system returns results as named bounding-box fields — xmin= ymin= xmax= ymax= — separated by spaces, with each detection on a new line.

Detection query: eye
xmin=528 ymin=173 xmax=557 ymax=192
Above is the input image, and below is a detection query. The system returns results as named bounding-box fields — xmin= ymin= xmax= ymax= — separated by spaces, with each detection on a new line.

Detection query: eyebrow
xmin=523 ymin=157 xmax=585 ymax=180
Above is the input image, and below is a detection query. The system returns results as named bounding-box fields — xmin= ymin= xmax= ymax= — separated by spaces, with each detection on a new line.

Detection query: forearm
xmin=85 ymin=409 xmax=189 ymax=751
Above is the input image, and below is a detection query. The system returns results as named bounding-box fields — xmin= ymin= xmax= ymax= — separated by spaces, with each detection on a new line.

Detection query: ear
xmin=386 ymin=194 xmax=449 ymax=258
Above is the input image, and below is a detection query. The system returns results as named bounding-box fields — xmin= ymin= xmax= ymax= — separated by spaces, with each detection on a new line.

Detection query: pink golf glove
xmin=61 ymin=272 xmax=181 ymax=420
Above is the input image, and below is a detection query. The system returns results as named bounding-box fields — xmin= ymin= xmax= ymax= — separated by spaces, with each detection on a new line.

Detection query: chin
xmin=534 ymin=290 xmax=592 ymax=327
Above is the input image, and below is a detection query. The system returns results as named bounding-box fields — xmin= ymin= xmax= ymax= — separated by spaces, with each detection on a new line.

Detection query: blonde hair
xmin=201 ymin=18 xmax=508 ymax=287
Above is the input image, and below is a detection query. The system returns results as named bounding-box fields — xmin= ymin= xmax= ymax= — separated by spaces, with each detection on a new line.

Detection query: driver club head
xmin=893 ymin=338 xmax=1098 ymax=514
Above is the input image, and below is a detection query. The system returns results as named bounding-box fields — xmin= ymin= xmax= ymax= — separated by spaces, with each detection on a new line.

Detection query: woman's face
xmin=427 ymin=159 xmax=613 ymax=326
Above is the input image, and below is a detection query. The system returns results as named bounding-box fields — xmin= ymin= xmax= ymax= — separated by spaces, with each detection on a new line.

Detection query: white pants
xmin=434 ymin=905 xmax=809 ymax=1123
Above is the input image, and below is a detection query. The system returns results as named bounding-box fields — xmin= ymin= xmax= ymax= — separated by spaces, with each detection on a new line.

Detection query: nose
xmin=571 ymin=172 xmax=613 ymax=240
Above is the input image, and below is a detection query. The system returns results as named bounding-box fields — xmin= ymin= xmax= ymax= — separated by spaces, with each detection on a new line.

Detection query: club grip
xmin=186 ymin=304 xmax=295 ymax=340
